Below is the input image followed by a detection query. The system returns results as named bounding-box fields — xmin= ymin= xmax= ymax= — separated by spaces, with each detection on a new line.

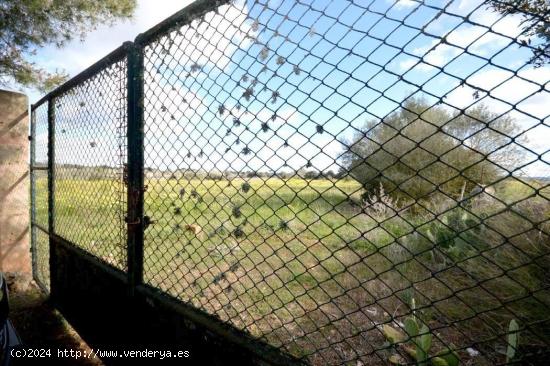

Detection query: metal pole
xmin=29 ymin=109 xmax=37 ymax=281
xmin=47 ymin=97 xmax=56 ymax=295
xmin=47 ymin=98 xmax=55 ymax=235
xmin=126 ymin=41 xmax=145 ymax=294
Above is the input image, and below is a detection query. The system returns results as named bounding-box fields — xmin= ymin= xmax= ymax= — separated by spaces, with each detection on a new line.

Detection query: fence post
xmin=46 ymin=98 xmax=55 ymax=296
xmin=47 ymin=98 xmax=55 ymax=235
xmin=30 ymin=109 xmax=37 ymax=279
xmin=126 ymin=41 xmax=145 ymax=294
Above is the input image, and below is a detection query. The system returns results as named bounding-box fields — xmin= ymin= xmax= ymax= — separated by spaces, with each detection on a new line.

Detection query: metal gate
xmin=30 ymin=0 xmax=550 ymax=365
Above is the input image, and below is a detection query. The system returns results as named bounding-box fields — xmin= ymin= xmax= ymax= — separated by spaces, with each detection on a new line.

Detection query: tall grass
xmin=37 ymin=174 xmax=550 ymax=365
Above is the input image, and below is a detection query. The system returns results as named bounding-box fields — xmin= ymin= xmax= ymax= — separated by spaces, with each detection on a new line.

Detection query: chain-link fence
xmin=32 ymin=0 xmax=550 ymax=365
xmin=52 ymin=54 xmax=128 ymax=270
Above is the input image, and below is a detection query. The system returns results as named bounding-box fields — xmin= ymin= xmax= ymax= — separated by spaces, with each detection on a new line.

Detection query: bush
xmin=341 ymin=97 xmax=523 ymax=200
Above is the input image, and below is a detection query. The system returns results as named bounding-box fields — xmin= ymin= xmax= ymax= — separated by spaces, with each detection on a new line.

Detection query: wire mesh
xmin=30 ymin=101 xmax=50 ymax=290
xmin=52 ymin=56 xmax=129 ymax=271
xmin=140 ymin=0 xmax=549 ymax=364
xmin=33 ymin=228 xmax=51 ymax=291
xmin=32 ymin=105 xmax=49 ymax=227
xmin=32 ymin=102 xmax=49 ymax=169
xmin=30 ymin=0 xmax=550 ymax=364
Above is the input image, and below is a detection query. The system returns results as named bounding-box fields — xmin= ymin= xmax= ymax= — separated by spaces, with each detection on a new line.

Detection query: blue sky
xmin=29 ymin=0 xmax=550 ymax=176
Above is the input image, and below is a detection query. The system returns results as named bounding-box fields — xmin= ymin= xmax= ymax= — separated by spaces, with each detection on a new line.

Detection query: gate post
xmin=46 ymin=97 xmax=56 ymax=295
xmin=30 ymin=109 xmax=37 ymax=277
xmin=126 ymin=41 xmax=145 ymax=294
xmin=47 ymin=98 xmax=55 ymax=235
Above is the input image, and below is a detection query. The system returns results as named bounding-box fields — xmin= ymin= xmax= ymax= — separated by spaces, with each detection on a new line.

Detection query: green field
xmin=35 ymin=175 xmax=550 ymax=365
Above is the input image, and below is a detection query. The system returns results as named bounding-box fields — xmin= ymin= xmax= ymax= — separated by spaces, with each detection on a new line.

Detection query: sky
xmin=27 ymin=0 xmax=192 ymax=102
xmin=29 ymin=0 xmax=550 ymax=177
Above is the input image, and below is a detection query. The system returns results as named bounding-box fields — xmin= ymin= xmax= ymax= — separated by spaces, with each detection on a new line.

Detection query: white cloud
xmin=400 ymin=40 xmax=462 ymax=72
xmin=391 ymin=0 xmax=419 ymax=9
xmin=398 ymin=58 xmax=418 ymax=71
xmin=447 ymin=24 xmax=505 ymax=52
xmin=145 ymin=0 xmax=252 ymax=73
xmin=445 ymin=67 xmax=550 ymax=109
xmin=397 ymin=2 xmax=528 ymax=74
xmin=443 ymin=66 xmax=550 ymax=176
xmin=423 ymin=44 xmax=462 ymax=68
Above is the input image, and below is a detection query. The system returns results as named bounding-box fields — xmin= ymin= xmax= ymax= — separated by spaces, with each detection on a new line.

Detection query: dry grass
xmin=36 ymin=175 xmax=550 ymax=365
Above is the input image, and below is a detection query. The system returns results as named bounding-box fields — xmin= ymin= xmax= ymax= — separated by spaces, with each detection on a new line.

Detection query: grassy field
xmin=35 ymin=174 xmax=550 ymax=365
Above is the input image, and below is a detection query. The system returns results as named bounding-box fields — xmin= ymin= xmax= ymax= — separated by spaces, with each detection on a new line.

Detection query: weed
xmin=506 ymin=319 xmax=520 ymax=363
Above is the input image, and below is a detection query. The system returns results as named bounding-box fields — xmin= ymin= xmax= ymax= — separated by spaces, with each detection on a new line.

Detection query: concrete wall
xmin=0 ymin=89 xmax=30 ymax=273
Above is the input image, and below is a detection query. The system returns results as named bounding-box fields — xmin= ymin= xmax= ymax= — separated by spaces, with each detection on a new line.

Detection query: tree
xmin=0 ymin=0 xmax=136 ymax=91
xmin=485 ymin=0 xmax=550 ymax=66
xmin=341 ymin=98 xmax=523 ymax=200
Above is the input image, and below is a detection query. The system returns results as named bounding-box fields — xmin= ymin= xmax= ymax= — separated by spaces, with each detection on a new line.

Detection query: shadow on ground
xmin=6 ymin=273 xmax=102 ymax=365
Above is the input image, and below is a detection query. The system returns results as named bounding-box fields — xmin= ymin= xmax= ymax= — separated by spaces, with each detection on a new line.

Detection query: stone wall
xmin=0 ymin=89 xmax=30 ymax=273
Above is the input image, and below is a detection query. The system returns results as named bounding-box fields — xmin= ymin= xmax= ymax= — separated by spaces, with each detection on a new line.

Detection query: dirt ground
xmin=6 ymin=272 xmax=103 ymax=365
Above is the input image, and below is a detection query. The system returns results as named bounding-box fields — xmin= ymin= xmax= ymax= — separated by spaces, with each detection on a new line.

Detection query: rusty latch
xmin=124 ymin=215 xmax=155 ymax=229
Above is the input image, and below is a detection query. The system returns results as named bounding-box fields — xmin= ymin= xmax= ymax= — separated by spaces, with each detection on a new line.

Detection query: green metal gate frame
xmin=28 ymin=1 xmax=299 ymax=364
xmin=30 ymin=0 xmax=232 ymax=297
